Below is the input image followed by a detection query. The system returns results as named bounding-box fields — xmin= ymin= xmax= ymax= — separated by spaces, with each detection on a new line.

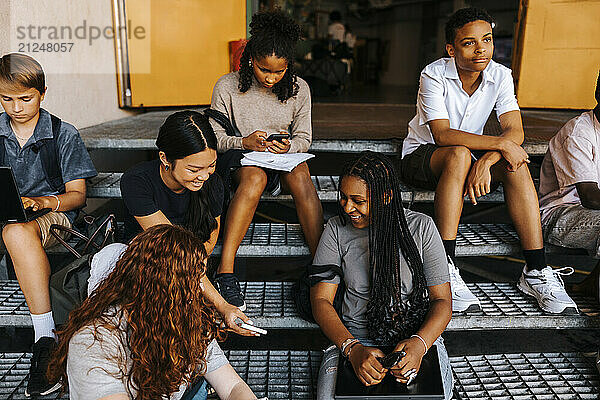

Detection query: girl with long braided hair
xmin=311 ymin=151 xmax=453 ymax=399
xmin=210 ymin=10 xmax=323 ymax=310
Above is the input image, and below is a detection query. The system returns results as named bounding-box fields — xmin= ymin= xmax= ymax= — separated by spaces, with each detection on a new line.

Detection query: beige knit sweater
xmin=209 ymin=72 xmax=312 ymax=154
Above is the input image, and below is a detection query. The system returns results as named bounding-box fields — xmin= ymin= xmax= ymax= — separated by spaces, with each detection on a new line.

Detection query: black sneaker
xmin=25 ymin=337 xmax=61 ymax=397
xmin=214 ymin=273 xmax=246 ymax=310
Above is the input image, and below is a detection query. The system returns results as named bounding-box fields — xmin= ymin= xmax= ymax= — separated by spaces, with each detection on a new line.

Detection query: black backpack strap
xmin=203 ymin=108 xmax=242 ymax=137
xmin=36 ymin=114 xmax=65 ymax=193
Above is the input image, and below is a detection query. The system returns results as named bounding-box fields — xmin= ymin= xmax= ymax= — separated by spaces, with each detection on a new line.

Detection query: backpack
xmin=0 ymin=113 xmax=65 ymax=193
xmin=48 ymin=214 xmax=116 ymax=326
xmin=292 ymin=264 xmax=346 ymax=323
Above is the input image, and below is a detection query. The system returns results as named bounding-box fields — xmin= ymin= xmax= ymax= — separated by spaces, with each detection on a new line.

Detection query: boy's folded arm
xmin=575 ymin=182 xmax=600 ymax=209
xmin=428 ymin=119 xmax=506 ymax=151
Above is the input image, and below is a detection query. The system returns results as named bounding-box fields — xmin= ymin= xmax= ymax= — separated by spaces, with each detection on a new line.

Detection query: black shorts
xmin=401 ymin=145 xmax=500 ymax=193
xmin=400 ymin=144 xmax=439 ymax=191
xmin=216 ymin=149 xmax=281 ymax=196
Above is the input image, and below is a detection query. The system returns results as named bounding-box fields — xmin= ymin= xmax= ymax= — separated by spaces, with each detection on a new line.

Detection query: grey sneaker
xmin=517 ymin=266 xmax=578 ymax=314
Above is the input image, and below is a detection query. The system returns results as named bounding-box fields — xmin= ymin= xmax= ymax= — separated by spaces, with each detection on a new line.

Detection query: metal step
xmin=43 ymin=222 xmax=520 ymax=257
xmin=2 ymin=281 xmax=597 ymax=330
xmin=87 ymin=172 xmax=505 ymax=203
xmin=82 ymin=132 xmax=547 ymax=156
xmin=0 ymin=350 xmax=597 ymax=399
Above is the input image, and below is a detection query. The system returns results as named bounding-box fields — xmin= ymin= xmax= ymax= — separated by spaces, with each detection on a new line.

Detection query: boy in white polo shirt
xmin=539 ymin=72 xmax=600 ymax=302
xmin=400 ymin=7 xmax=577 ymax=314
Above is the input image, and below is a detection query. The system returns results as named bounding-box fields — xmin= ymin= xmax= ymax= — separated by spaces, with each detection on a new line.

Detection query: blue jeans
xmin=316 ymin=337 xmax=453 ymax=400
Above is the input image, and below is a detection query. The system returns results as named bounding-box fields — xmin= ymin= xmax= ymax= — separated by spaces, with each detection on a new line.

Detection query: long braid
xmin=339 ymin=151 xmax=430 ymax=344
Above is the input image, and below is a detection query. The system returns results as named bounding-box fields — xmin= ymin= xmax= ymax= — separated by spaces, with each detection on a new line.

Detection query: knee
xmin=444 ymin=146 xmax=472 ymax=172
xmin=497 ymin=161 xmax=531 ymax=184
xmin=237 ymin=170 xmax=268 ymax=196
xmin=287 ymin=163 xmax=314 ymax=189
xmin=2 ymin=222 xmax=39 ymax=247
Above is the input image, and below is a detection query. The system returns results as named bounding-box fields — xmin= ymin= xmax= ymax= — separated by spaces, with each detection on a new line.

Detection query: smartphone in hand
xmin=266 ymin=133 xmax=289 ymax=143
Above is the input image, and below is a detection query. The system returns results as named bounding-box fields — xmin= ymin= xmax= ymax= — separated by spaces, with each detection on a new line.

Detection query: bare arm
xmin=390 ymin=282 xmax=451 ymax=381
xmin=576 ymin=182 xmax=600 ymax=209
xmin=311 ymin=282 xmax=387 ymax=386
xmin=97 ymin=395 xmax=129 ymax=400
xmin=205 ymin=216 xmax=220 ymax=255
xmin=135 ymin=213 xmax=253 ymax=336
xmin=133 ymin=210 xmax=171 ymax=231
xmin=205 ymin=363 xmax=257 ymax=400
xmin=413 ymin=282 xmax=452 ymax=347
xmin=464 ymin=111 xmax=529 ymax=203
xmin=429 ymin=110 xmax=528 ymax=172
xmin=311 ymin=282 xmax=354 ymax=348
xmin=22 ymin=178 xmax=87 ymax=212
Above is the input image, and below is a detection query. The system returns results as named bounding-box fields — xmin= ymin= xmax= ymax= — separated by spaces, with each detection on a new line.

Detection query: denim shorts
xmin=542 ymin=204 xmax=600 ymax=258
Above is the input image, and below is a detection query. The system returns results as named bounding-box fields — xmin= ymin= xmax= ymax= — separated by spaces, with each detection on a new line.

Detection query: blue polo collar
xmin=0 ymin=108 xmax=54 ymax=142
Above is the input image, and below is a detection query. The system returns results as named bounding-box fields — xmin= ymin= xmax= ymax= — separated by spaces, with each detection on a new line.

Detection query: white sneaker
xmin=448 ymin=257 xmax=481 ymax=312
xmin=517 ymin=266 xmax=578 ymax=314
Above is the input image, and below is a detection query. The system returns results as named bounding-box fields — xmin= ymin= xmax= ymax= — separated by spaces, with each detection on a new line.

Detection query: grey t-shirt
xmin=210 ymin=72 xmax=312 ymax=154
xmin=67 ymin=311 xmax=228 ymax=400
xmin=311 ymin=209 xmax=449 ymax=338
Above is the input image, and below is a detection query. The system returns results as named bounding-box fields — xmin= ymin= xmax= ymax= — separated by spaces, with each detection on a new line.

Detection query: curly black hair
xmin=239 ymin=10 xmax=301 ymax=102
xmin=338 ymin=151 xmax=430 ymax=345
xmin=445 ymin=7 xmax=494 ymax=44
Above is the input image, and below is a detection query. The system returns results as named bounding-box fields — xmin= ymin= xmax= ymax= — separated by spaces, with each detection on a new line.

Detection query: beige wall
xmin=0 ymin=0 xmax=136 ymax=130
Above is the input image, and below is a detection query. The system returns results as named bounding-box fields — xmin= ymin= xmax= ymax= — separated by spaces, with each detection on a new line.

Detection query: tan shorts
xmin=35 ymin=211 xmax=72 ymax=248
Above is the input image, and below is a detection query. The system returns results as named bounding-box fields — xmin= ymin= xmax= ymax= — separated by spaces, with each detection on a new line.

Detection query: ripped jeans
xmin=316 ymin=337 xmax=453 ymax=400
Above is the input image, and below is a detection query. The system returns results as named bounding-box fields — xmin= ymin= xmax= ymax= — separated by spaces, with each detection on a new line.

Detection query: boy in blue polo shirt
xmin=0 ymin=53 xmax=96 ymax=396
xmin=400 ymin=8 xmax=577 ymax=315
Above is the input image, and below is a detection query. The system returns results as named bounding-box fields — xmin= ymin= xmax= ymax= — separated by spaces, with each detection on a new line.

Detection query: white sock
xmin=30 ymin=311 xmax=57 ymax=342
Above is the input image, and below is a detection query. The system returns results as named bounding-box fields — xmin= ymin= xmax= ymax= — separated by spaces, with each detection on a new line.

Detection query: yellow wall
xmin=514 ymin=0 xmax=600 ymax=109
xmin=126 ymin=0 xmax=246 ymax=107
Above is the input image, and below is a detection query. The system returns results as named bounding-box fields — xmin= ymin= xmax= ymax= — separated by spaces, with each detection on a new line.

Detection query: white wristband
xmin=410 ymin=334 xmax=428 ymax=354
xmin=49 ymin=194 xmax=60 ymax=212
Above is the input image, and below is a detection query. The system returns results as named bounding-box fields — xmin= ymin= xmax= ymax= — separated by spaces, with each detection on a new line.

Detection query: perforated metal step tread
xmin=1 ymin=351 xmax=597 ymax=399
xmin=41 ymin=222 xmax=520 ymax=257
xmin=87 ymin=173 xmax=506 ymax=203
xmin=451 ymin=352 xmax=600 ymax=399
xmin=2 ymin=281 xmax=598 ymax=330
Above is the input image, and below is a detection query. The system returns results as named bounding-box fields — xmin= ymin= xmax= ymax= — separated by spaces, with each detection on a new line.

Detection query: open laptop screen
xmin=0 ymin=167 xmax=27 ymax=222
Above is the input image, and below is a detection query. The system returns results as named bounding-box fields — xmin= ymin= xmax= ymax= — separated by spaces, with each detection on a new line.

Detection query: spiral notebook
xmin=334 ymin=345 xmax=445 ymax=400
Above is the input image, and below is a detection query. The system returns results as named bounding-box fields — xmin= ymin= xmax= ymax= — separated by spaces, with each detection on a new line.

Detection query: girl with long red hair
xmin=49 ymin=225 xmax=257 ymax=400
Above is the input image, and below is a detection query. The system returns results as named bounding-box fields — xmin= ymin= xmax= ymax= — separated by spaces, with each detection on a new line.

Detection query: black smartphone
xmin=266 ymin=133 xmax=289 ymax=143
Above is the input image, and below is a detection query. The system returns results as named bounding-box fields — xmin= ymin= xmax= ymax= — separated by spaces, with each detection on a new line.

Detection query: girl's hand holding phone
xmin=267 ymin=137 xmax=291 ymax=153
xmin=389 ymin=337 xmax=426 ymax=383
xmin=243 ymin=130 xmax=269 ymax=151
